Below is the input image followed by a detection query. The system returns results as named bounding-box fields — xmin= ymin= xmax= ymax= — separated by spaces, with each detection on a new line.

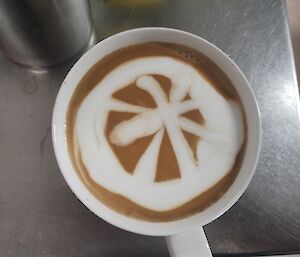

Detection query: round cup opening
xmin=52 ymin=27 xmax=261 ymax=236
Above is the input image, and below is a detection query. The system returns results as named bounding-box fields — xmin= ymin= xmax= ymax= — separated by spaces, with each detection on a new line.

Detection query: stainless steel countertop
xmin=1 ymin=0 xmax=300 ymax=256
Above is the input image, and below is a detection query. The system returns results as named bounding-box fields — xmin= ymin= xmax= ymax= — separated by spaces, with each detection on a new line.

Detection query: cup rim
xmin=52 ymin=27 xmax=261 ymax=236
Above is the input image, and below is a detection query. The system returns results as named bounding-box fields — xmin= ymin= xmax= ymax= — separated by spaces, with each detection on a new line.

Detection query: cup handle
xmin=165 ymin=227 xmax=212 ymax=257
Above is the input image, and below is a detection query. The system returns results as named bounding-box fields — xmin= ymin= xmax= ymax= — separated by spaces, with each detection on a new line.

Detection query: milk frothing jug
xmin=0 ymin=0 xmax=93 ymax=68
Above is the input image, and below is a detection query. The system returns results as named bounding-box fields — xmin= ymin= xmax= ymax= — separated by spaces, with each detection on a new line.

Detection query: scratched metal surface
xmin=0 ymin=0 xmax=299 ymax=256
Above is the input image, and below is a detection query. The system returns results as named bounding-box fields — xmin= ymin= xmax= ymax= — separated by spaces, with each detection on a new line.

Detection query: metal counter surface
xmin=0 ymin=0 xmax=299 ymax=256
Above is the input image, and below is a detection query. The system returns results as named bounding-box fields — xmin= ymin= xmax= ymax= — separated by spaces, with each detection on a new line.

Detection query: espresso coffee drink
xmin=66 ymin=42 xmax=246 ymax=222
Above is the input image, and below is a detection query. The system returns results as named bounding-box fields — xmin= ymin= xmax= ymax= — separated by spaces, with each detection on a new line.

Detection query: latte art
xmin=67 ymin=43 xmax=246 ymax=221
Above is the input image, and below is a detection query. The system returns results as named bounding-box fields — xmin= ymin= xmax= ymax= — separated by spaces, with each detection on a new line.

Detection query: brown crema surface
xmin=66 ymin=42 xmax=247 ymax=222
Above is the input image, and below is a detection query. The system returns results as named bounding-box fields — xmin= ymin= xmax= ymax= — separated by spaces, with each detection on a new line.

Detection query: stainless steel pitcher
xmin=0 ymin=0 xmax=93 ymax=68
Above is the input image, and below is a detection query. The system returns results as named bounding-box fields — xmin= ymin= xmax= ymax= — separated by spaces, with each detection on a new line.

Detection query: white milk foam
xmin=74 ymin=57 xmax=244 ymax=211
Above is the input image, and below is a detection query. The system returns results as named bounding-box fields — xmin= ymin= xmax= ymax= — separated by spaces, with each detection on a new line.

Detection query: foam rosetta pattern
xmin=74 ymin=56 xmax=244 ymax=211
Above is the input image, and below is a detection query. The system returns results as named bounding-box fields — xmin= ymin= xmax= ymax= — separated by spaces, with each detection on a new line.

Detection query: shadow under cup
xmin=52 ymin=28 xmax=261 ymax=236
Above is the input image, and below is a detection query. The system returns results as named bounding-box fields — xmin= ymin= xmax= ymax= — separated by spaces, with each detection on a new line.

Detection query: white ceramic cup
xmin=52 ymin=27 xmax=261 ymax=257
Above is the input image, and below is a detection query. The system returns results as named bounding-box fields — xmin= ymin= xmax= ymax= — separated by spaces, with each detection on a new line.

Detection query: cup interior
xmin=52 ymin=27 xmax=261 ymax=236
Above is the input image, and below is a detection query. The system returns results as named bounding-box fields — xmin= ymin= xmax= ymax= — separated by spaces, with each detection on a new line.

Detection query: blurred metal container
xmin=0 ymin=0 xmax=93 ymax=68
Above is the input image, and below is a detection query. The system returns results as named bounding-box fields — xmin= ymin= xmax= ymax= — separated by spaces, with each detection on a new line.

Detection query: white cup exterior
xmin=52 ymin=27 xmax=261 ymax=236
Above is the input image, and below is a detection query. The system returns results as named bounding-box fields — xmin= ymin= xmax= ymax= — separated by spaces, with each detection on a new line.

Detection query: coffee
xmin=66 ymin=42 xmax=247 ymax=222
